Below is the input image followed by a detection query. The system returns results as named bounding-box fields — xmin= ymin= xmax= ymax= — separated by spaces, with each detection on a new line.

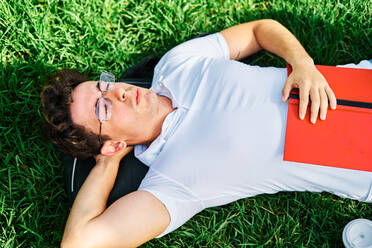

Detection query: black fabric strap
xmin=289 ymin=94 xmax=372 ymax=109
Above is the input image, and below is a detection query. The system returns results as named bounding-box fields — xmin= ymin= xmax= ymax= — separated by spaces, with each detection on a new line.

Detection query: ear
xmin=100 ymin=140 xmax=127 ymax=156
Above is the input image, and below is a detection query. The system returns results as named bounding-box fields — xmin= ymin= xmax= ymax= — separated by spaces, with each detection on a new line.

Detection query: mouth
xmin=136 ymin=88 xmax=141 ymax=105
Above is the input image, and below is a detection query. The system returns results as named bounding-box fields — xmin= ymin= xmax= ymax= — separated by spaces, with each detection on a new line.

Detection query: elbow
xmin=61 ymin=229 xmax=106 ymax=248
xmin=61 ymin=238 xmax=95 ymax=248
xmin=61 ymin=233 xmax=90 ymax=248
xmin=61 ymin=239 xmax=94 ymax=248
xmin=60 ymin=239 xmax=73 ymax=248
xmin=60 ymin=237 xmax=80 ymax=248
xmin=257 ymin=18 xmax=281 ymax=27
xmin=61 ymin=228 xmax=80 ymax=248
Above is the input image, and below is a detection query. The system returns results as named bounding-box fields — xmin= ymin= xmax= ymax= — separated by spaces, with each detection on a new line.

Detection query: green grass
xmin=0 ymin=0 xmax=371 ymax=247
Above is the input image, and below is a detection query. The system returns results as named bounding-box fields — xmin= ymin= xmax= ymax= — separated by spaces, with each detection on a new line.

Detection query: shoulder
xmin=138 ymin=169 xmax=204 ymax=237
xmin=154 ymin=33 xmax=230 ymax=75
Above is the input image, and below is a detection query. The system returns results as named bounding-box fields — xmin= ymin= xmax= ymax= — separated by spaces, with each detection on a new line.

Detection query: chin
xmin=149 ymin=91 xmax=159 ymax=106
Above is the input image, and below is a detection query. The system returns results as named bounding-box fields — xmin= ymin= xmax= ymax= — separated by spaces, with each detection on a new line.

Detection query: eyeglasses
xmin=96 ymin=72 xmax=116 ymax=144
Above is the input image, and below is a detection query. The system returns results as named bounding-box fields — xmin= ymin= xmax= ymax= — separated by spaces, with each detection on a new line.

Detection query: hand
xmin=95 ymin=146 xmax=133 ymax=165
xmin=281 ymin=60 xmax=337 ymax=124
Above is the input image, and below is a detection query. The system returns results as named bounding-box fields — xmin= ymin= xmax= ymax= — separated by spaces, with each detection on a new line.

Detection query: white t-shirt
xmin=134 ymin=33 xmax=372 ymax=237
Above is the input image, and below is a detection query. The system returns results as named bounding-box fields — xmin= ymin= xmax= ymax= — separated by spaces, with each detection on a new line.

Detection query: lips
xmin=136 ymin=88 xmax=141 ymax=105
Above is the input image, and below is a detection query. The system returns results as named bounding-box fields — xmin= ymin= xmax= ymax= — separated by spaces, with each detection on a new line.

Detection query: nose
xmin=104 ymin=85 xmax=134 ymax=102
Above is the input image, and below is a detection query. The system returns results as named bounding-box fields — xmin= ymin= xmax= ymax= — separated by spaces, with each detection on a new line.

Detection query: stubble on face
xmin=69 ymin=81 xmax=173 ymax=146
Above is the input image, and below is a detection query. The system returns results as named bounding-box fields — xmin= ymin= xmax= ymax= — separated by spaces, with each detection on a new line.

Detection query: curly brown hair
xmin=41 ymin=69 xmax=108 ymax=158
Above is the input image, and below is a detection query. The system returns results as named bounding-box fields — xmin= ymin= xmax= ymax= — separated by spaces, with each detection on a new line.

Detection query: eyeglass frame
xmin=96 ymin=71 xmax=116 ymax=145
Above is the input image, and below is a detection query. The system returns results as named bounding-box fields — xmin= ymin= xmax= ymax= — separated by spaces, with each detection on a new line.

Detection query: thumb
xmin=282 ymin=80 xmax=292 ymax=102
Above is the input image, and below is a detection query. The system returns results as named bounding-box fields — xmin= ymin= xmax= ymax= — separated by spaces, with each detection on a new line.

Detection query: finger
xmin=282 ymin=79 xmax=293 ymax=102
xmin=299 ymin=84 xmax=310 ymax=120
xmin=325 ymin=85 xmax=337 ymax=110
xmin=310 ymin=87 xmax=320 ymax=124
xmin=319 ymin=88 xmax=328 ymax=120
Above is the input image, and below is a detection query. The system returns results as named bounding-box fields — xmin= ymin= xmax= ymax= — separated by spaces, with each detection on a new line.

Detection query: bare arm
xmin=61 ymin=147 xmax=170 ymax=248
xmin=220 ymin=19 xmax=337 ymax=124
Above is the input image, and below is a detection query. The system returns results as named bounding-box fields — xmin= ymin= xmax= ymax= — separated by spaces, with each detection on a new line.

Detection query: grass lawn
xmin=0 ymin=0 xmax=371 ymax=247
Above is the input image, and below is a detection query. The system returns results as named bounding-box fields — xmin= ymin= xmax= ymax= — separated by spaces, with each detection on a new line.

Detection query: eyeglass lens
xmin=96 ymin=98 xmax=113 ymax=121
xmin=96 ymin=72 xmax=115 ymax=121
xmin=99 ymin=72 xmax=115 ymax=92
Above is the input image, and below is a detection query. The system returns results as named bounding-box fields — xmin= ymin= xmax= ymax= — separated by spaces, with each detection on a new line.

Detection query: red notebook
xmin=283 ymin=64 xmax=372 ymax=172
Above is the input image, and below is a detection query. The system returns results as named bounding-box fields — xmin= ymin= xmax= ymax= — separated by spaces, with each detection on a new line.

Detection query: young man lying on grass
xmin=41 ymin=19 xmax=372 ymax=247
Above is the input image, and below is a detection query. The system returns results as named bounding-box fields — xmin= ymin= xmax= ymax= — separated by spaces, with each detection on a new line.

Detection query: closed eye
xmin=95 ymin=83 xmax=103 ymax=119
xmin=104 ymin=101 xmax=108 ymax=114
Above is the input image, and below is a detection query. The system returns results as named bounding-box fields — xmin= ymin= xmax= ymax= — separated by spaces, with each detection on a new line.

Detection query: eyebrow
xmin=94 ymin=82 xmax=101 ymax=119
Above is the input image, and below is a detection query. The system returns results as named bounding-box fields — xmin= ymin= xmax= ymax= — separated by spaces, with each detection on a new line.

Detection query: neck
xmin=144 ymin=95 xmax=175 ymax=147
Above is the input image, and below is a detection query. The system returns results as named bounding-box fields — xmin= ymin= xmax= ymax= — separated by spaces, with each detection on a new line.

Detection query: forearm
xmin=254 ymin=19 xmax=314 ymax=68
xmin=221 ymin=19 xmax=336 ymax=124
xmin=62 ymin=159 xmax=120 ymax=244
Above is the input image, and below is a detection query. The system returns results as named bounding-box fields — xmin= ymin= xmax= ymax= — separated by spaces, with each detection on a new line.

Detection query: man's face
xmin=70 ymin=81 xmax=160 ymax=145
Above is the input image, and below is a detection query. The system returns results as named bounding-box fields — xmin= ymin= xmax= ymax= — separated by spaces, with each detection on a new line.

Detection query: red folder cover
xmin=283 ymin=64 xmax=372 ymax=172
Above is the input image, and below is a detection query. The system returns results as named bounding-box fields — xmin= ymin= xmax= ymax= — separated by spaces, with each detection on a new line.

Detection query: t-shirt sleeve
xmin=153 ymin=33 xmax=230 ymax=76
xmin=138 ymin=168 xmax=204 ymax=238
